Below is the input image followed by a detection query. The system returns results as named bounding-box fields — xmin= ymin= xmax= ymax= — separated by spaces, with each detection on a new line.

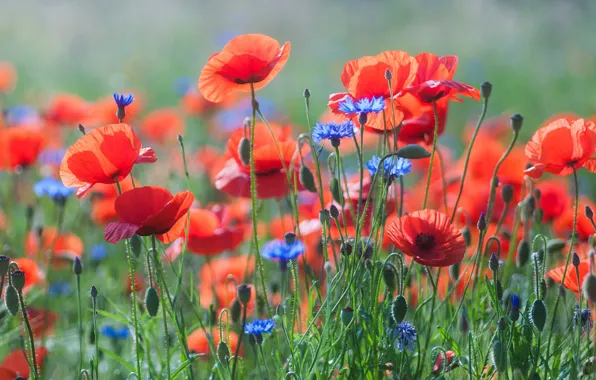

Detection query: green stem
xmin=152 ymin=235 xmax=171 ymax=379
xmin=92 ymin=292 xmax=99 ymax=379
xmin=422 ymin=102 xmax=440 ymax=209
xmin=231 ymin=302 xmax=247 ymax=380
xmin=76 ymin=273 xmax=84 ymax=373
xmin=19 ymin=290 xmax=39 ymax=380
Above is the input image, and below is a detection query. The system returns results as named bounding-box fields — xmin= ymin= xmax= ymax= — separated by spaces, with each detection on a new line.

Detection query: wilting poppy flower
xmin=187 ymin=328 xmax=239 ymax=357
xmin=12 ymin=258 xmax=43 ymax=292
xmin=104 ymin=186 xmax=194 ymax=243
xmin=0 ymin=347 xmax=48 ymax=379
xmin=525 ymin=117 xmax=596 ymax=178
xmin=141 ymin=108 xmax=186 ymax=144
xmin=0 ymin=62 xmax=16 ymax=93
xmin=548 ymin=261 xmax=589 ymax=293
xmin=0 ymin=127 xmax=45 ymax=170
xmin=199 ymin=34 xmax=291 ymax=103
xmin=386 ymin=209 xmax=466 ymax=267
xmin=60 ymin=123 xmax=157 ymax=197
xmin=433 ymin=350 xmax=457 ymax=374
xmin=183 ymin=206 xmax=245 ymax=256
xmin=44 ymin=93 xmax=89 ymax=126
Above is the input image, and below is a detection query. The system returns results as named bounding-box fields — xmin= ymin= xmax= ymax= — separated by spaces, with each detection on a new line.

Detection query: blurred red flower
xmin=548 ymin=261 xmax=589 ymax=293
xmin=141 ymin=108 xmax=186 ymax=145
xmin=0 ymin=347 xmax=48 ymax=380
xmin=0 ymin=62 xmax=16 ymax=93
xmin=44 ymin=93 xmax=90 ymax=126
xmin=184 ymin=206 xmax=246 ymax=256
xmin=187 ymin=328 xmax=239 ymax=358
xmin=0 ymin=127 xmax=45 ymax=171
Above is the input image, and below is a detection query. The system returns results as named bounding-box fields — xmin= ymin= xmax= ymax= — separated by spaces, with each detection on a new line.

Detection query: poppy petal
xmin=104 ymin=222 xmax=141 ymax=243
xmin=136 ymin=147 xmax=158 ymax=163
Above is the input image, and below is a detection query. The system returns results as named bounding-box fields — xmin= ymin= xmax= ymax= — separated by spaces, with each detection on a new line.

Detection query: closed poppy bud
xmin=330 ymin=178 xmax=342 ymax=204
xmin=461 ymin=227 xmax=471 ymax=247
xmin=131 ymin=234 xmax=142 ymax=258
xmin=5 ymin=285 xmax=19 ymax=315
xmin=238 ymin=137 xmax=251 ymax=167
xmin=358 ymin=112 xmax=367 ymax=126
xmin=384 ymin=69 xmax=392 ymax=81
xmin=583 ymin=274 xmax=596 ymax=304
xmin=217 ymin=340 xmax=230 ymax=365
xmin=341 ymin=306 xmax=354 ymax=326
xmin=531 ymin=299 xmax=547 ymax=332
xmin=145 ymin=287 xmax=159 ymax=317
xmin=284 ymin=232 xmax=296 ymax=246
xmin=383 ymin=265 xmax=396 ymax=293
xmin=510 ymin=114 xmax=523 ymax=132
xmin=78 ymin=124 xmax=86 ymax=135
xmin=586 ymin=205 xmax=594 ymax=220
xmin=73 ymin=257 xmax=83 ymax=275
xmin=11 ymin=270 xmax=25 ymax=292
xmin=480 ymin=81 xmax=492 ymax=99
xmin=340 ymin=239 xmax=353 ymax=256
xmin=501 ymin=184 xmax=514 ymax=203
xmin=303 ymin=88 xmax=311 ymax=99
xmin=489 ymin=253 xmax=499 ymax=272
xmin=231 ymin=299 xmax=241 ymax=323
xmin=492 ymin=339 xmax=507 ymax=372
xmin=449 ymin=262 xmax=460 ymax=282
xmin=0 ymin=255 xmax=9 ymax=277
xmin=547 ymin=239 xmax=566 ymax=254
xmin=319 ymin=209 xmax=331 ymax=225
xmin=391 ymin=295 xmax=408 ymax=325
xmin=90 ymin=285 xmax=98 ymax=299
xmin=477 ymin=212 xmax=486 ymax=231
xmin=300 ymin=166 xmax=317 ymax=193
xmin=396 ymin=144 xmax=431 ymax=159
xmin=237 ymin=284 xmax=251 ymax=306
xmin=329 ymin=204 xmax=340 ymax=219
xmin=516 ymin=240 xmax=530 ymax=268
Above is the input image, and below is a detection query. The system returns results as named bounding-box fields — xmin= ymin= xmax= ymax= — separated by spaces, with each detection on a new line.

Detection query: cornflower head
xmin=312 ymin=120 xmax=357 ymax=147
xmin=574 ymin=305 xmax=593 ymax=333
xmin=100 ymin=326 xmax=130 ymax=340
xmin=367 ymin=155 xmax=412 ymax=183
xmin=261 ymin=239 xmax=305 ymax=270
xmin=388 ymin=321 xmax=417 ymax=351
xmin=245 ymin=319 xmax=275 ymax=345
xmin=113 ymin=92 xmax=134 ymax=121
xmin=34 ymin=177 xmax=75 ymax=205
xmin=338 ymin=96 xmax=385 ymax=116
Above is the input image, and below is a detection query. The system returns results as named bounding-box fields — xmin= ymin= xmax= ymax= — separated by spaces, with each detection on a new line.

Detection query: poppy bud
xmin=330 ymin=178 xmax=343 ymax=205
xmin=461 ymin=227 xmax=471 ymax=247
xmin=341 ymin=306 xmax=354 ymax=326
xmin=217 ymin=340 xmax=230 ymax=365
xmin=510 ymin=114 xmax=523 ymax=132
xmin=73 ymin=257 xmax=83 ymax=275
xmin=358 ymin=112 xmax=367 ymax=126
xmin=303 ymin=88 xmax=311 ymax=99
xmin=391 ymin=295 xmax=408 ymax=325
xmin=5 ymin=285 xmax=19 ymax=315
xmin=78 ymin=124 xmax=86 ymax=135
xmin=492 ymin=339 xmax=507 ymax=372
xmin=329 ymin=204 xmax=340 ymax=219
xmin=480 ymin=81 xmax=492 ymax=99
xmin=340 ymin=239 xmax=353 ymax=256
xmin=238 ymin=137 xmax=251 ymax=166
xmin=230 ymin=299 xmax=241 ymax=323
xmin=284 ymin=232 xmax=296 ymax=246
xmin=498 ymin=316 xmax=507 ymax=331
xmin=145 ymin=287 xmax=160 ymax=317
xmin=522 ymin=195 xmax=535 ymax=222
xmin=300 ymin=165 xmax=317 ymax=193
xmin=547 ymin=239 xmax=565 ymax=254
xmin=131 ymin=234 xmax=142 ymax=258
xmin=11 ymin=270 xmax=25 ymax=292
xmin=530 ymin=299 xmax=547 ymax=332
xmin=237 ymin=284 xmax=251 ymax=306
xmin=583 ymin=274 xmax=596 ymax=304
xmin=477 ymin=212 xmax=486 ymax=232
xmin=383 ymin=265 xmax=396 ymax=293
xmin=0 ymin=255 xmax=9 ymax=277
xmin=489 ymin=253 xmax=499 ymax=272
xmin=586 ymin=205 xmax=594 ymax=220
xmin=396 ymin=144 xmax=431 ymax=159
xmin=516 ymin=240 xmax=530 ymax=268
xmin=501 ymin=184 xmax=514 ymax=203
xmin=319 ymin=209 xmax=331 ymax=225
xmin=384 ymin=69 xmax=393 ymax=81
xmin=448 ymin=262 xmax=460 ymax=282
xmin=90 ymin=285 xmax=98 ymax=299
xmin=573 ymin=252 xmax=581 ymax=268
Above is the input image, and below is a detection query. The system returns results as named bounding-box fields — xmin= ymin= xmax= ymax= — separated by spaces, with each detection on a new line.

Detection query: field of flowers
xmin=1 ymin=3 xmax=596 ymax=379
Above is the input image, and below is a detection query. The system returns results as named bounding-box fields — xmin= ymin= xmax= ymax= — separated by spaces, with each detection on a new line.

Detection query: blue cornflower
xmin=34 ymin=177 xmax=75 ymax=204
xmin=511 ymin=294 xmax=520 ymax=310
xmin=113 ymin=93 xmax=134 ymax=108
xmin=366 ymin=155 xmax=412 ymax=183
xmin=100 ymin=326 xmax=130 ymax=340
xmin=38 ymin=149 xmax=65 ymax=166
xmin=245 ymin=319 xmax=275 ymax=337
xmin=90 ymin=244 xmax=108 ymax=262
xmin=574 ymin=305 xmax=593 ymax=332
xmin=48 ymin=281 xmax=72 ymax=297
xmin=174 ymin=77 xmax=195 ymax=95
xmin=388 ymin=321 xmax=417 ymax=351
xmin=4 ymin=105 xmax=40 ymax=126
xmin=312 ymin=120 xmax=357 ymax=147
xmin=261 ymin=239 xmax=305 ymax=269
xmin=338 ymin=96 xmax=385 ymax=116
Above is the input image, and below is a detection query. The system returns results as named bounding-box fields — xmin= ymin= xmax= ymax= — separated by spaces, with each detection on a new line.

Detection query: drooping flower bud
xmin=145 ymin=287 xmax=160 ymax=317
xmin=583 ymin=274 xmax=596 ymax=304
xmin=300 ymin=166 xmax=317 ymax=193
xmin=516 ymin=240 xmax=530 ymax=268
xmin=217 ymin=340 xmax=230 ymax=365
xmin=492 ymin=339 xmax=508 ymax=372
xmin=531 ymin=299 xmax=547 ymax=332
xmin=5 ymin=285 xmax=19 ymax=315
xmin=396 ymin=144 xmax=431 ymax=159
xmin=238 ymin=137 xmax=251 ymax=166
xmin=391 ymin=295 xmax=408 ymax=325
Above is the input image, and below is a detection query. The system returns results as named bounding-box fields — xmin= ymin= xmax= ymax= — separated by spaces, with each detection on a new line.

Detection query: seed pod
xmin=238 ymin=137 xmax=251 ymax=166
xmin=230 ymin=299 xmax=241 ymax=323
xmin=501 ymin=184 xmax=514 ymax=203
xmin=531 ymin=300 xmax=547 ymax=332
xmin=510 ymin=114 xmax=523 ymax=132
xmin=396 ymin=144 xmax=431 ymax=159
xmin=237 ymin=284 xmax=252 ymax=306
xmin=73 ymin=257 xmax=83 ymax=275
xmin=217 ymin=341 xmax=230 ymax=365
xmin=391 ymin=295 xmax=408 ymax=325
xmin=492 ymin=339 xmax=507 ymax=372
xmin=330 ymin=177 xmax=343 ymax=204
xmin=131 ymin=234 xmax=142 ymax=258
xmin=341 ymin=307 xmax=354 ymax=326
xmin=516 ymin=240 xmax=530 ymax=268
xmin=300 ymin=166 xmax=317 ymax=193
xmin=480 ymin=81 xmax=492 ymax=99
xmin=145 ymin=287 xmax=160 ymax=317
xmin=5 ymin=285 xmax=19 ymax=316
xmin=11 ymin=270 xmax=25 ymax=292
xmin=583 ymin=274 xmax=596 ymax=304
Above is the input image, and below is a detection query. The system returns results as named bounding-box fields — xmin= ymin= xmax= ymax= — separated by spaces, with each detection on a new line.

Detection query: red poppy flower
xmin=0 ymin=62 xmax=17 ymax=93
xmin=0 ymin=127 xmax=45 ymax=170
xmin=187 ymin=328 xmax=239 ymax=357
xmin=26 ymin=228 xmax=84 ymax=262
xmin=60 ymin=123 xmax=157 ymax=198
xmin=12 ymin=258 xmax=43 ymax=292
xmin=0 ymin=347 xmax=48 ymax=379
xmin=199 ymin=34 xmax=291 ymax=103
xmin=104 ymin=186 xmax=194 ymax=243
xmin=397 ymin=96 xmax=449 ymax=144
xmin=548 ymin=261 xmax=589 ymax=293
xmin=553 ymin=197 xmax=596 ymax=242
xmin=183 ymin=205 xmax=246 ymax=255
xmin=525 ymin=117 xmax=596 ymax=178
xmin=197 ymin=255 xmax=254 ymax=288
xmin=44 ymin=93 xmax=90 ymax=126
xmin=27 ymin=308 xmax=58 ymax=339
xmin=386 ymin=209 xmax=466 ymax=267
xmin=141 ymin=108 xmax=186 ymax=144
xmin=213 ymin=122 xmax=302 ymax=199
xmin=433 ymin=350 xmax=457 ymax=374
xmin=536 ymin=180 xmax=569 ymax=221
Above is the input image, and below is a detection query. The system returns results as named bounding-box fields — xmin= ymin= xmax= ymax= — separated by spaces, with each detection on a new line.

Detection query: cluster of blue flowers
xmin=244 ymin=319 xmax=275 ymax=337
xmin=366 ymin=155 xmax=412 ymax=183
xmin=338 ymin=96 xmax=385 ymax=116
xmin=388 ymin=321 xmax=417 ymax=351
xmin=34 ymin=177 xmax=75 ymax=204
xmin=312 ymin=120 xmax=357 ymax=147
xmin=100 ymin=326 xmax=130 ymax=340
xmin=261 ymin=239 xmax=305 ymax=264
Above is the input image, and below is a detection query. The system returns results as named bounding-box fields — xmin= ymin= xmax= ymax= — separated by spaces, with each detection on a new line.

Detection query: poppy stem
xmin=18 ymin=289 xmax=39 ymax=380
xmin=91 ymin=288 xmax=100 ymax=379
xmin=545 ymin=166 xmax=579 ymax=364
xmin=151 ymin=235 xmax=171 ymax=379
xmin=76 ymin=270 xmax=84 ymax=374
xmin=449 ymin=96 xmax=489 ymax=223
xmin=231 ymin=301 xmax=247 ymax=380
xmin=421 ymin=102 xmax=440 ymax=209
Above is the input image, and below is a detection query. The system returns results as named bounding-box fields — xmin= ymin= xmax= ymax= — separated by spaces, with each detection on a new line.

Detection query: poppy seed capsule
xmin=90 ymin=285 xmax=98 ymax=299
xmin=492 ymin=339 xmax=507 ymax=372
xmin=396 ymin=144 xmax=432 ymax=159
xmin=341 ymin=306 xmax=354 ymax=326
xmin=145 ymin=287 xmax=160 ymax=317
xmin=5 ymin=285 xmax=19 ymax=316
xmin=237 ymin=284 xmax=252 ymax=306
xmin=284 ymin=232 xmax=296 ymax=245
xmin=0 ymin=255 xmax=9 ymax=277
xmin=480 ymin=81 xmax=492 ymax=99
xmin=329 ymin=204 xmax=340 ymax=219
xmin=516 ymin=240 xmax=530 ymax=268
xmin=586 ymin=205 xmax=594 ymax=220
xmin=217 ymin=341 xmax=230 ymax=365
xmin=391 ymin=295 xmax=408 ymax=325
xmin=11 ymin=270 xmax=25 ymax=292
xmin=531 ymin=299 xmax=547 ymax=332
xmin=303 ymin=88 xmax=311 ymax=99
xmin=583 ymin=274 xmax=596 ymax=304
xmin=358 ymin=112 xmax=367 ymax=126
xmin=510 ymin=114 xmax=523 ymax=132
xmin=73 ymin=257 xmax=83 ymax=275
xmin=238 ymin=137 xmax=251 ymax=166
xmin=501 ymin=184 xmax=514 ymax=203
xmin=299 ymin=166 xmax=317 ymax=193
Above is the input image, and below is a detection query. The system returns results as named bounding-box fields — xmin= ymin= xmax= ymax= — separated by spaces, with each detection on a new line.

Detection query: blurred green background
xmin=2 ymin=0 xmax=596 ymax=138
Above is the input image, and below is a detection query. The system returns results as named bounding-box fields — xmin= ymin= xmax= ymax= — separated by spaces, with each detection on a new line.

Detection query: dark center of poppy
xmin=415 ymin=233 xmax=436 ymax=251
